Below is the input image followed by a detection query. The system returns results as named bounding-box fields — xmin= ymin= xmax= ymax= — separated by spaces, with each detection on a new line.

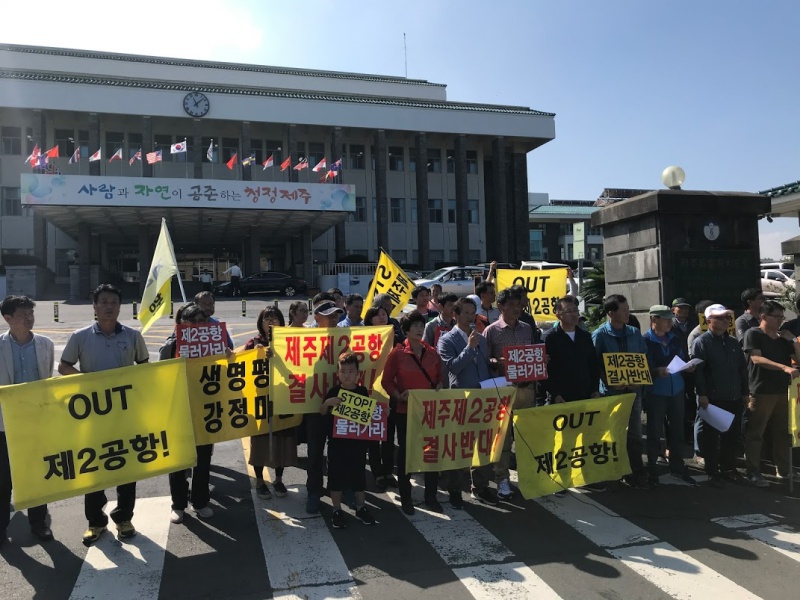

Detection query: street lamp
xmin=661 ymin=165 xmax=685 ymax=190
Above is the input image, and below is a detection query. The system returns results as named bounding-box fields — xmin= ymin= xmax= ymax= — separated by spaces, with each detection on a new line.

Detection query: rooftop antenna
xmin=404 ymin=33 xmax=408 ymax=78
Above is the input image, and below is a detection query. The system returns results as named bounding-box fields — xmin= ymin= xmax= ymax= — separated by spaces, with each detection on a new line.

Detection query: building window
xmin=469 ymin=250 xmax=482 ymax=263
xmin=221 ymin=137 xmax=239 ymax=163
xmin=390 ymin=198 xmax=405 ymax=223
xmin=447 ymin=199 xmax=457 ymax=223
xmin=430 ymin=250 xmax=445 ymax=267
xmin=392 ymin=250 xmax=408 ymax=264
xmin=154 ymin=134 xmax=173 ymax=161
xmin=105 ymin=132 xmax=124 ymax=161
xmin=265 ymin=139 xmax=282 ymax=165
xmin=1 ymin=187 xmax=21 ymax=217
xmin=389 ymin=147 xmax=404 ymax=171
xmin=79 ymin=130 xmax=90 ymax=159
xmin=128 ymin=132 xmax=143 ymax=160
xmin=202 ymin=137 xmax=218 ymax=163
xmin=313 ymin=249 xmax=328 ymax=264
xmin=446 ymin=151 xmax=455 ymax=174
xmin=427 ymin=148 xmax=441 ymax=173
xmin=308 ymin=142 xmax=325 ymax=170
xmin=55 ymin=248 xmax=73 ymax=278
xmin=409 ymin=153 xmax=416 ymax=172
xmin=351 ymin=197 xmax=367 ymax=222
xmin=529 ymin=229 xmax=544 ymax=260
xmin=466 ymin=150 xmax=479 ymax=175
xmin=468 ymin=199 xmax=479 ymax=224
xmin=410 ymin=198 xmax=417 ymax=223
xmin=429 ymin=199 xmax=443 ymax=223
xmin=1 ymin=127 xmax=22 ymax=155
xmin=372 ymin=197 xmax=378 ymax=223
xmin=249 ymin=139 xmax=264 ymax=164
xmin=349 ymin=144 xmax=365 ymax=170
xmin=55 ymin=129 xmax=74 ymax=158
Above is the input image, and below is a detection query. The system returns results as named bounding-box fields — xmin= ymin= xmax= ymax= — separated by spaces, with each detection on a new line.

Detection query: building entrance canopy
xmin=21 ymin=174 xmax=354 ymax=245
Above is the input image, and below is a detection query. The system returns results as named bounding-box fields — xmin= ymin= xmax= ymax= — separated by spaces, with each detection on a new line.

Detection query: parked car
xmin=215 ymin=271 xmax=307 ymax=297
xmin=413 ymin=266 xmax=490 ymax=296
xmin=477 ymin=262 xmax=517 ymax=271
xmin=761 ymin=269 xmax=795 ymax=297
xmin=519 ymin=260 xmax=570 ymax=271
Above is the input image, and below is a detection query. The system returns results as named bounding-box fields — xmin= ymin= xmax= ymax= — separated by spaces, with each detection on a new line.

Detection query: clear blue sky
xmin=3 ymin=0 xmax=797 ymax=257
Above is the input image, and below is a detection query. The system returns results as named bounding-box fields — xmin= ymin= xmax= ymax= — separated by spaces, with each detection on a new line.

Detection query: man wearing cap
xmin=692 ymin=303 xmax=748 ymax=487
xmin=671 ymin=299 xmax=694 ymax=348
xmin=304 ymin=293 xmax=344 ymax=513
xmin=742 ymin=300 xmax=800 ymax=487
xmin=643 ymin=305 xmax=696 ymax=485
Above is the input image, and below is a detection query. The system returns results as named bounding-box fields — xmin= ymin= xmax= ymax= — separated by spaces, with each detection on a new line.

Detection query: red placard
xmin=503 ymin=344 xmax=547 ymax=382
xmin=332 ymin=402 xmax=388 ymax=441
xmin=176 ymin=322 xmax=229 ymax=358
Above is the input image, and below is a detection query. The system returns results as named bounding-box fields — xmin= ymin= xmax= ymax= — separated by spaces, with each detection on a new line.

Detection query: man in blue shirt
xmin=337 ymin=294 xmax=364 ymax=327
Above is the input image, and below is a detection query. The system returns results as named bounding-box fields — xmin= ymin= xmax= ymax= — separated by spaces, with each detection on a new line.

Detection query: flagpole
xmin=184 ymin=138 xmax=188 ymax=179
xmin=211 ymin=140 xmax=215 ymax=181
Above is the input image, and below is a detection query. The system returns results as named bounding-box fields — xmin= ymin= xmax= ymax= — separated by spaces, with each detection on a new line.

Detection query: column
xmin=490 ymin=137 xmax=508 ymax=262
xmin=374 ymin=130 xmax=389 ymax=252
xmin=32 ymin=110 xmax=47 ymax=266
xmin=454 ymin=134 xmax=469 ymax=265
xmin=287 ymin=124 xmax=298 ymax=183
xmin=138 ymin=225 xmax=151 ymax=297
xmin=193 ymin=118 xmax=203 ymax=179
xmin=511 ymin=152 xmax=530 ymax=264
xmin=142 ymin=116 xmax=153 ymax=178
xmin=89 ymin=113 xmax=101 ymax=176
xmin=241 ymin=121 xmax=252 ymax=182
xmin=284 ymin=239 xmax=294 ymax=272
xmin=302 ymin=227 xmax=314 ymax=289
xmin=332 ymin=127 xmax=346 ymax=259
xmin=414 ymin=133 xmax=430 ymax=270
xmin=78 ymin=222 xmax=91 ymax=299
xmin=248 ymin=227 xmax=261 ymax=274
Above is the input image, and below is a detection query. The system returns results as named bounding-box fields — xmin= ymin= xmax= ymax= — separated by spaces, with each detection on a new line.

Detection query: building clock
xmin=183 ymin=92 xmax=210 ymax=117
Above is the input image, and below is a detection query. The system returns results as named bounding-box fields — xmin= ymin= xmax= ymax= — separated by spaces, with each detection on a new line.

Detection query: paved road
xmin=2 ymin=298 xmax=800 ymax=599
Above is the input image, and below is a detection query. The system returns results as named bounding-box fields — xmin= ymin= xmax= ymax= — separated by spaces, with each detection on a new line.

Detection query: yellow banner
xmin=698 ymin=313 xmax=736 ymax=336
xmin=139 ymin=218 xmax=179 ymax=334
xmin=603 ymin=352 xmax=652 ymax=386
xmin=0 ymin=361 xmax=196 ymax=509
xmin=333 ymin=389 xmax=377 ymax=425
xmin=790 ymin=377 xmax=800 ymax=448
xmin=514 ymin=394 xmax=634 ymax=499
xmin=495 ymin=269 xmax=568 ymax=322
xmin=185 ymin=349 xmax=302 ymax=445
xmin=271 ymin=325 xmax=393 ymax=414
xmin=362 ymin=250 xmax=413 ymax=319
xmin=405 ymin=387 xmax=517 ymax=473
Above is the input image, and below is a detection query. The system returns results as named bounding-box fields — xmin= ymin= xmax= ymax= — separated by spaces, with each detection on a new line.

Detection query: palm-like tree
xmin=579 ymin=261 xmax=605 ymax=306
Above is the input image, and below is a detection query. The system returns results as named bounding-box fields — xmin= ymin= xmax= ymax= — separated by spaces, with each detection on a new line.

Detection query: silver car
xmin=413 ymin=266 xmax=490 ymax=296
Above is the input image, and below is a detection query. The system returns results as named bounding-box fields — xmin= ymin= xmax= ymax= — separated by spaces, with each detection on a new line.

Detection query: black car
xmin=215 ymin=271 xmax=307 ymax=297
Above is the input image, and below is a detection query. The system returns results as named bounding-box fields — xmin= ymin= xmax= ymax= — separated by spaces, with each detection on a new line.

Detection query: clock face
xmin=703 ymin=221 xmax=720 ymax=241
xmin=183 ymin=92 xmax=210 ymax=117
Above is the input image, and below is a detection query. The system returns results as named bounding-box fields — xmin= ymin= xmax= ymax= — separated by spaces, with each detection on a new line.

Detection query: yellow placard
xmin=602 ymin=352 xmax=652 ymax=386
xmin=332 ymin=389 xmax=377 ymax=425
xmin=790 ymin=377 xmax=800 ymax=448
xmin=362 ymin=250 xmax=413 ymax=319
xmin=514 ymin=394 xmax=634 ymax=499
xmin=495 ymin=268 xmax=568 ymax=322
xmin=270 ymin=325 xmax=393 ymax=414
xmin=405 ymin=387 xmax=517 ymax=473
xmin=0 ymin=361 xmax=197 ymax=510
xmin=185 ymin=349 xmax=302 ymax=446
xmin=698 ymin=313 xmax=736 ymax=336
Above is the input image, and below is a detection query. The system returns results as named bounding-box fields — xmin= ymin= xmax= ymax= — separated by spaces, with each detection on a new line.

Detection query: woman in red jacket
xmin=382 ymin=311 xmax=445 ymax=515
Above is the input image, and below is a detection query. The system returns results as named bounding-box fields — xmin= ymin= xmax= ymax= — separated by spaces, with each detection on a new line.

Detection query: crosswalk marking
xmin=68 ymin=496 xmax=171 ymax=600
xmin=712 ymin=513 xmax=800 ymax=564
xmin=535 ymin=491 xmax=760 ymax=599
xmin=387 ymin=488 xmax=562 ymax=599
xmin=252 ymin=486 xmax=361 ymax=599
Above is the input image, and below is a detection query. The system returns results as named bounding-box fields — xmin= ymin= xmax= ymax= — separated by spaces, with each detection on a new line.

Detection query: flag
xmin=139 ymin=218 xmax=180 ymax=335
xmin=294 ymin=158 xmax=308 ymax=171
xmin=242 ymin=153 xmax=255 ymax=167
xmin=68 ymin=147 xmax=80 ymax=164
xmin=329 ymin=158 xmax=342 ymax=172
xmin=89 ymin=148 xmax=102 ymax=162
xmin=35 ymin=154 xmax=48 ymax=169
xmin=312 ymin=157 xmax=326 ymax=173
xmin=280 ymin=156 xmax=291 ymax=171
xmin=170 ymin=141 xmax=187 ymax=154
xmin=325 ymin=169 xmax=336 ymax=180
xmin=318 ymin=174 xmax=327 ymax=183
xmin=45 ymin=145 xmax=59 ymax=159
xmin=129 ymin=149 xmax=142 ymax=166
xmin=25 ymin=145 xmax=40 ymax=167
xmin=262 ymin=154 xmax=274 ymax=170
xmin=146 ymin=150 xmax=162 ymax=164
xmin=226 ymin=153 xmax=238 ymax=170
xmin=108 ymin=148 xmax=123 ymax=162
xmin=206 ymin=139 xmax=214 ymax=162
xmin=361 ymin=250 xmax=413 ymax=320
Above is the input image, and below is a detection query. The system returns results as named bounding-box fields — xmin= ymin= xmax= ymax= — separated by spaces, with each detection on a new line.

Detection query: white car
xmin=761 ymin=269 xmax=795 ymax=297
xmin=413 ymin=266 xmax=490 ymax=296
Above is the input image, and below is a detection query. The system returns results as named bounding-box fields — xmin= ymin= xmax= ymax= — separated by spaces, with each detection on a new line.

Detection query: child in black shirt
xmin=321 ymin=351 xmax=378 ymax=528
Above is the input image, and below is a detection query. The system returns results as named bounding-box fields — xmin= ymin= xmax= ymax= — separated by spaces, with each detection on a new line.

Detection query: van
xmin=519 ymin=261 xmax=570 ymax=271
xmin=761 ymin=262 xmax=794 ymax=271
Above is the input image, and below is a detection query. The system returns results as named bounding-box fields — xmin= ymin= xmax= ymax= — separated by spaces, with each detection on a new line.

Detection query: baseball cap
xmin=649 ymin=304 xmax=673 ymax=319
xmin=313 ymin=300 xmax=344 ymax=316
xmin=704 ymin=304 xmax=733 ymax=319
xmin=672 ymin=298 xmax=691 ymax=308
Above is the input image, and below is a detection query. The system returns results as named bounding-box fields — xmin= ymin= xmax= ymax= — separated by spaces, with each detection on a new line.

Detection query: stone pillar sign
xmin=591 ymin=190 xmax=770 ymax=322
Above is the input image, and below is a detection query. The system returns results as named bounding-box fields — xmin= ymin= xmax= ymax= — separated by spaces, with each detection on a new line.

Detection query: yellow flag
xmin=495 ymin=268 xmax=568 ymax=322
xmin=362 ymin=250 xmax=414 ymax=319
xmin=514 ymin=394 xmax=634 ymax=499
xmin=139 ymin=218 xmax=179 ymax=334
xmin=790 ymin=377 xmax=800 ymax=448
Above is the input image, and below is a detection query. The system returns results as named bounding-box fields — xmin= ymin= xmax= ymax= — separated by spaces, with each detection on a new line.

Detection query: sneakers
xmin=400 ymin=496 xmax=415 ymax=516
xmin=584 ymin=482 xmax=608 ymax=492
xmin=193 ymin=506 xmax=214 ymax=519
xmin=497 ymin=479 xmax=513 ymax=500
xmin=116 ymin=521 xmax=136 ymax=540
xmin=356 ymin=506 xmax=377 ymax=525
xmin=424 ymin=499 xmax=443 ymax=513
xmin=472 ymin=488 xmax=500 ymax=506
xmin=256 ymin=483 xmax=272 ymax=500
xmin=748 ymin=472 xmax=770 ymax=488
xmin=30 ymin=523 xmax=54 ymax=542
xmin=384 ymin=474 xmax=399 ymax=488
xmin=306 ymin=494 xmax=321 ymax=514
xmin=170 ymin=509 xmax=185 ymax=524
xmin=775 ymin=470 xmax=790 ymax=481
xmin=331 ymin=509 xmax=347 ymax=529
xmin=670 ymin=472 xmax=698 ymax=486
xmin=273 ymin=481 xmax=288 ymax=497
xmin=82 ymin=525 xmax=106 ymax=546
xmin=449 ymin=491 xmax=464 ymax=509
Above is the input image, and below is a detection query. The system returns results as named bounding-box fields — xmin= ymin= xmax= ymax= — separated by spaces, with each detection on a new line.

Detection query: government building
xmin=0 ymin=44 xmax=555 ymax=298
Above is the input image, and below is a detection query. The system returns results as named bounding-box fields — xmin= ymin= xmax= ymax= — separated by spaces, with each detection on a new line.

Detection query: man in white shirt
xmin=223 ymin=263 xmax=243 ymax=297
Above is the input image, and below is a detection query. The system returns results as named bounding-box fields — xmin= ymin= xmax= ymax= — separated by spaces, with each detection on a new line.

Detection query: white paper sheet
xmin=479 ymin=376 xmax=510 ymax=389
xmin=666 ymin=356 xmax=704 ymax=374
xmin=698 ymin=404 xmax=735 ymax=432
